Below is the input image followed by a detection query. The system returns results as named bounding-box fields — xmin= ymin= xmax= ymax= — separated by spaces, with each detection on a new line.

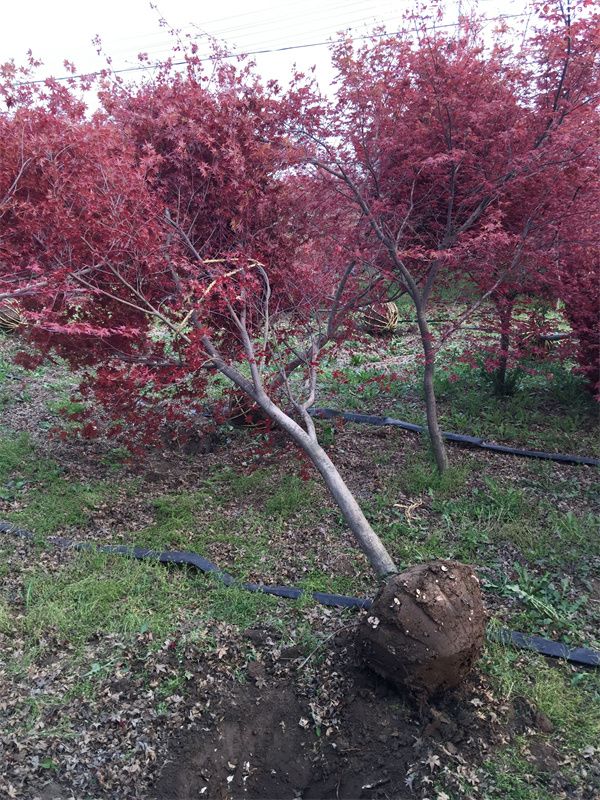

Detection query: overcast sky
xmin=2 ymin=0 xmax=525 ymax=94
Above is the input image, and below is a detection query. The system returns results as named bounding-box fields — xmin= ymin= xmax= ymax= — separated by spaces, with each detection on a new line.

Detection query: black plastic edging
xmin=310 ymin=408 xmax=600 ymax=467
xmin=1 ymin=522 xmax=597 ymax=667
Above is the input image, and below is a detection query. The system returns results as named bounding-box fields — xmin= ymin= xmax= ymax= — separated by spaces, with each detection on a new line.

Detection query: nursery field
xmin=0 ymin=323 xmax=599 ymax=800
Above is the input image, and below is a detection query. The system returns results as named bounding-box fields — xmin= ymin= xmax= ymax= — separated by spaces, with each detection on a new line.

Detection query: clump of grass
xmin=435 ymin=477 xmax=527 ymax=527
xmin=265 ymin=474 xmax=317 ymax=517
xmin=151 ymin=491 xmax=211 ymax=533
xmin=10 ymin=481 xmax=109 ymax=536
xmin=0 ymin=432 xmax=60 ymax=486
xmin=483 ymin=640 xmax=600 ymax=750
xmin=481 ymin=744 xmax=563 ymax=800
xmin=201 ymin=580 xmax=280 ymax=629
xmin=397 ymin=453 xmax=472 ymax=498
xmin=0 ymin=432 xmax=111 ymax=536
xmin=474 ymin=638 xmax=600 ymax=799
xmin=224 ymin=467 xmax=274 ymax=497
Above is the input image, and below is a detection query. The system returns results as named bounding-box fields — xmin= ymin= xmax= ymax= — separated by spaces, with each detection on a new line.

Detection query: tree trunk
xmin=493 ymin=299 xmax=514 ymax=396
xmin=494 ymin=328 xmax=510 ymax=396
xmin=415 ymin=306 xmax=449 ymax=473
xmin=302 ymin=436 xmax=398 ymax=578
xmin=204 ymin=347 xmax=398 ymax=578
xmin=263 ymin=400 xmax=398 ymax=577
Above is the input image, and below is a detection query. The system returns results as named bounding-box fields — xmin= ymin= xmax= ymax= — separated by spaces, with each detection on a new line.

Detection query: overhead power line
xmin=108 ymin=0 xmax=377 ymax=55
xmin=16 ymin=13 xmax=529 ymax=87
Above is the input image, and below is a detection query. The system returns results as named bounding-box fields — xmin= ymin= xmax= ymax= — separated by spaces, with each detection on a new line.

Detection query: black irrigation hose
xmin=310 ymin=408 xmax=600 ymax=467
xmin=1 ymin=522 xmax=598 ymax=667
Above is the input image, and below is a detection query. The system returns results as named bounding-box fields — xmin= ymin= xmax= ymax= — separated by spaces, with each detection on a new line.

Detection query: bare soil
xmin=152 ymin=632 xmax=503 ymax=800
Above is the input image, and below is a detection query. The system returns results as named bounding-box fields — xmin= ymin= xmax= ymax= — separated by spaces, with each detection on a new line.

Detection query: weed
xmin=455 ymin=524 xmax=491 ymax=560
xmin=484 ymin=565 xmax=590 ymax=641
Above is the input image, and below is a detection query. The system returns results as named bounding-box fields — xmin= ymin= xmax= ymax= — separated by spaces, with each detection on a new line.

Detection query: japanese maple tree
xmin=295 ymin=1 xmax=599 ymax=468
xmin=0 ymin=55 xmax=397 ymax=577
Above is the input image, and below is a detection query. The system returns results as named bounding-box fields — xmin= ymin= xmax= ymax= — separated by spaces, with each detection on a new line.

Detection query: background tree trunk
xmin=415 ymin=306 xmax=449 ymax=473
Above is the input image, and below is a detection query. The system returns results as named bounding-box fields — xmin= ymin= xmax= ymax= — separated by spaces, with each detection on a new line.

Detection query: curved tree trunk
xmin=201 ymin=337 xmax=398 ymax=578
xmin=415 ymin=306 xmax=449 ymax=473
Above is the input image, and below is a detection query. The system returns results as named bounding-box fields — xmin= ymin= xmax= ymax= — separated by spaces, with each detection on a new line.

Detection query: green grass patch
xmin=9 ymin=481 xmax=109 ymax=536
xmin=0 ymin=432 xmax=61 ymax=486
xmin=481 ymin=744 xmax=562 ymax=800
xmin=475 ymin=638 xmax=600 ymax=798
xmin=264 ymin=474 xmax=317 ymax=517
xmin=0 ymin=596 xmax=14 ymax=634
xmin=0 ymin=431 xmax=112 ymax=535
xmin=201 ymin=580 xmax=280 ymax=629
xmin=128 ymin=468 xmax=327 ymax=581
xmin=434 ymin=360 xmax=599 ymax=455
xmin=396 ymin=453 xmax=472 ymax=498
xmin=484 ymin=640 xmax=600 ymax=750
xmin=22 ymin=550 xmax=197 ymax=644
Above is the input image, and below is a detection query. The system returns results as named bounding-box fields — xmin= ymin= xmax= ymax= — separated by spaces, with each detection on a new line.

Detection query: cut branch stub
xmin=359 ymin=560 xmax=486 ymax=698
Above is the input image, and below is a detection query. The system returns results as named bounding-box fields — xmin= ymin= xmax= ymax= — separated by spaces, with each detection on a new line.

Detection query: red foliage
xmin=0 ymin=54 xmax=361 ymax=446
xmin=0 ymin=2 xmax=598 ymax=462
xmin=300 ymin=2 xmax=599 ymax=395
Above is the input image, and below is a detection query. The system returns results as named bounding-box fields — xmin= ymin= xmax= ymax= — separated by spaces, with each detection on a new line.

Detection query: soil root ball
xmin=359 ymin=560 xmax=486 ymax=698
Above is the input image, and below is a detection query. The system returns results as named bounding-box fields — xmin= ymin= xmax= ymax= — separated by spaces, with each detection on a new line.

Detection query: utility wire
xmin=108 ymin=0 xmax=378 ymax=54
xmin=16 ymin=13 xmax=528 ymax=87
xmin=117 ymin=14 xmax=409 ymax=63
xmin=125 ymin=13 xmax=402 ymax=61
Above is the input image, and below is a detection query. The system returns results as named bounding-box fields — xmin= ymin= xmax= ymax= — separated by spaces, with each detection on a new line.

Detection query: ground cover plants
xmin=0 ymin=1 xmax=599 ymax=797
xmin=0 ymin=321 xmax=598 ymax=799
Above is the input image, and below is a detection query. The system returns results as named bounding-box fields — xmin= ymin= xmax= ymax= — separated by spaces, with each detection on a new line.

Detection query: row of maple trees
xmin=0 ymin=3 xmax=598 ymax=572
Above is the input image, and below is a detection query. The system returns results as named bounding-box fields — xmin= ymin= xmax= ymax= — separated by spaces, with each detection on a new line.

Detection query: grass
xmin=320 ymin=341 xmax=599 ymax=456
xmin=19 ymin=549 xmax=285 ymax=649
xmin=124 ymin=466 xmax=330 ymax=582
xmin=0 ymin=327 xmax=598 ymax=799
xmin=442 ymin=640 xmax=600 ymax=799
xmin=22 ymin=550 xmax=197 ymax=644
xmin=0 ymin=431 xmax=111 ymax=536
xmin=436 ymin=636 xmax=597 ymax=798
xmin=355 ymin=442 xmax=598 ymax=647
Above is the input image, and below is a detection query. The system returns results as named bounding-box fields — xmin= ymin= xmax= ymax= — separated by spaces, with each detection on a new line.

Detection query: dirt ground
xmin=1 ymin=337 xmax=598 ymax=799
xmin=152 ymin=632 xmax=513 ymax=800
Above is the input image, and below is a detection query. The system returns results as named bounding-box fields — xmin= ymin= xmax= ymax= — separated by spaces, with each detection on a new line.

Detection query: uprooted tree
xmin=0 ymin=52 xmax=402 ymax=570
xmin=0 ymin=43 xmax=487 ymax=696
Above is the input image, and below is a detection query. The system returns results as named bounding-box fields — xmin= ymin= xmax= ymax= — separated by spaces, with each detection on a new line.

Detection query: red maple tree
xmin=0 ymin=55 xmax=397 ymax=576
xmin=296 ymin=2 xmax=599 ymax=466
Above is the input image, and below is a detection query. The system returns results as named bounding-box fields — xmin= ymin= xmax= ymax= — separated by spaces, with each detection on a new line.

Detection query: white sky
xmin=2 ymin=0 xmax=525 ymax=94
